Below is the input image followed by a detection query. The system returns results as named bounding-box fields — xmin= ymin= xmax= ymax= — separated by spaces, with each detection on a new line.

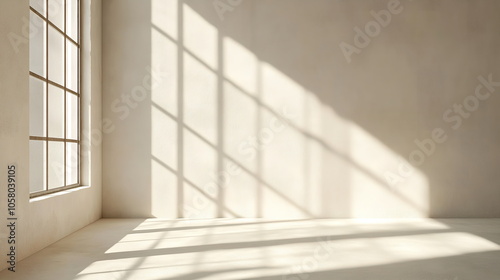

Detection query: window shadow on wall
xmin=103 ymin=0 xmax=500 ymax=219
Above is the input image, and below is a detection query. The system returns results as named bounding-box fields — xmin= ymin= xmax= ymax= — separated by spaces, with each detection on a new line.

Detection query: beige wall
xmin=102 ymin=0 xmax=500 ymax=219
xmin=0 ymin=0 xmax=102 ymax=271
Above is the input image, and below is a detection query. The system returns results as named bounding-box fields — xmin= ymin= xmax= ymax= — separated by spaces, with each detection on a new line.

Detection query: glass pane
xmin=66 ymin=142 xmax=78 ymax=185
xmin=30 ymin=140 xmax=46 ymax=193
xmin=48 ymin=141 xmax=64 ymax=189
xmin=66 ymin=0 xmax=78 ymax=42
xmin=48 ymin=0 xmax=64 ymax=31
xmin=48 ymin=84 xmax=64 ymax=138
xmin=66 ymin=92 xmax=78 ymax=139
xmin=30 ymin=77 xmax=47 ymax=137
xmin=48 ymin=25 xmax=64 ymax=85
xmin=66 ymin=40 xmax=78 ymax=92
xmin=30 ymin=0 xmax=46 ymax=17
xmin=30 ymin=11 xmax=46 ymax=77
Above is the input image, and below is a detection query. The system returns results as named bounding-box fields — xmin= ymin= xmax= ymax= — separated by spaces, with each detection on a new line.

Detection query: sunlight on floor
xmin=74 ymin=219 xmax=496 ymax=280
xmin=1 ymin=218 xmax=499 ymax=280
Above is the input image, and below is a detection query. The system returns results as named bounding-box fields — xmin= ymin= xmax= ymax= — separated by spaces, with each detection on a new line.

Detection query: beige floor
xmin=1 ymin=219 xmax=500 ymax=280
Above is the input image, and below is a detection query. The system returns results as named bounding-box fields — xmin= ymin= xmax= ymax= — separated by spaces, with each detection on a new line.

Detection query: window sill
xmin=30 ymin=185 xmax=91 ymax=202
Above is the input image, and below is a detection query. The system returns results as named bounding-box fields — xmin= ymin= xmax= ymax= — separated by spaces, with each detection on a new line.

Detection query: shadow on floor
xmin=2 ymin=219 xmax=500 ymax=280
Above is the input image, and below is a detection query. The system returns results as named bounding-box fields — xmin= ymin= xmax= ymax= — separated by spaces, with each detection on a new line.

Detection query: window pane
xmin=67 ymin=40 xmax=78 ymax=92
xmin=48 ymin=25 xmax=64 ymax=85
xmin=30 ymin=140 xmax=47 ymax=193
xmin=48 ymin=0 xmax=64 ymax=31
xmin=66 ymin=0 xmax=78 ymax=42
xmin=66 ymin=92 xmax=78 ymax=139
xmin=48 ymin=141 xmax=64 ymax=189
xmin=48 ymin=84 xmax=64 ymax=138
xmin=30 ymin=77 xmax=47 ymax=137
xmin=31 ymin=0 xmax=46 ymax=17
xmin=66 ymin=143 xmax=78 ymax=185
xmin=29 ymin=0 xmax=80 ymax=195
xmin=30 ymin=12 xmax=46 ymax=77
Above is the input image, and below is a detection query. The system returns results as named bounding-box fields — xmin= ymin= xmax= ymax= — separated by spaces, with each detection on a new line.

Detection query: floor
xmin=1 ymin=219 xmax=500 ymax=280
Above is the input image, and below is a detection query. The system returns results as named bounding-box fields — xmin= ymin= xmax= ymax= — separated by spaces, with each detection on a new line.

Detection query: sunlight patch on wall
xmin=151 ymin=158 xmax=177 ymax=217
xmin=151 ymin=0 xmax=177 ymax=40
xmin=151 ymin=106 xmax=177 ymax=170
xmin=224 ymin=158 xmax=258 ymax=218
xmin=261 ymin=62 xmax=306 ymax=130
xmin=183 ymin=52 xmax=218 ymax=145
xmin=223 ymin=37 xmax=258 ymax=96
xmin=145 ymin=1 xmax=432 ymax=219
xmin=183 ymin=128 xmax=218 ymax=218
xmin=223 ymin=80 xmax=259 ymax=173
xmin=349 ymin=123 xmax=429 ymax=217
xmin=150 ymin=106 xmax=178 ymax=217
xmin=150 ymin=27 xmax=177 ymax=117
xmin=183 ymin=4 xmax=218 ymax=69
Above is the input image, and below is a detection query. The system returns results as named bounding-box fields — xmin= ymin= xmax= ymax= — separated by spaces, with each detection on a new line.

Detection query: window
xmin=29 ymin=0 xmax=80 ymax=197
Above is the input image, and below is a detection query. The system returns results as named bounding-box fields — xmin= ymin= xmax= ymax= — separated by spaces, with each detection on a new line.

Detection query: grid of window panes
xmin=29 ymin=0 xmax=80 ymax=196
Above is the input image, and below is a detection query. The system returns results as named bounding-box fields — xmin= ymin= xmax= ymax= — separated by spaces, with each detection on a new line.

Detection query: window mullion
xmin=64 ymin=0 xmax=67 ymax=187
xmin=77 ymin=0 xmax=81 ymax=185
xmin=45 ymin=0 xmax=49 ymax=192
